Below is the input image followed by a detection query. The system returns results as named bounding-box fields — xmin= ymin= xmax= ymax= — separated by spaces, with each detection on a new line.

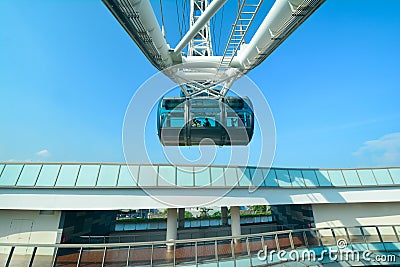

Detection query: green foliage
xmin=184 ymin=211 xmax=194 ymax=219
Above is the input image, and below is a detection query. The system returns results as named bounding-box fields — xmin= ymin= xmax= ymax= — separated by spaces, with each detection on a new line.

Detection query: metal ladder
xmin=219 ymin=0 xmax=263 ymax=69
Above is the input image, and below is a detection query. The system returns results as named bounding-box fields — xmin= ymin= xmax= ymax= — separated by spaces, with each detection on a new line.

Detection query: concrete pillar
xmin=221 ymin=206 xmax=228 ymax=226
xmin=230 ymin=206 xmax=241 ymax=239
xmin=178 ymin=208 xmax=185 ymax=229
xmin=166 ymin=208 xmax=178 ymax=247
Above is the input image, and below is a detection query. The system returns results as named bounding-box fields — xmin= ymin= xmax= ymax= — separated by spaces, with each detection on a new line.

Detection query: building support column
xmin=166 ymin=208 xmax=178 ymax=249
xmin=230 ymin=206 xmax=241 ymax=242
xmin=221 ymin=206 xmax=228 ymax=226
xmin=178 ymin=208 xmax=185 ymax=229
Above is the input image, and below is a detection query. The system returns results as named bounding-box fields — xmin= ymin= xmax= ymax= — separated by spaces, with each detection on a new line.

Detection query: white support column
xmin=166 ymin=208 xmax=178 ymax=243
xmin=230 ymin=206 xmax=241 ymax=240
xmin=221 ymin=206 xmax=228 ymax=226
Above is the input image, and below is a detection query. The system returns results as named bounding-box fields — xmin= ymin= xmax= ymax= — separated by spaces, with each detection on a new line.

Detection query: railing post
xmin=76 ymin=247 xmax=83 ymax=267
xmin=28 ymin=246 xmax=38 ymax=267
xmin=5 ymin=247 xmax=15 ymax=267
xmin=195 ymin=241 xmax=198 ymax=265
xmin=214 ymin=240 xmax=218 ymax=263
xmin=126 ymin=245 xmax=130 ymax=267
xmin=101 ymin=247 xmax=107 ymax=267
xmin=150 ymin=244 xmax=154 ymax=266
xmin=51 ymin=247 xmax=59 ymax=267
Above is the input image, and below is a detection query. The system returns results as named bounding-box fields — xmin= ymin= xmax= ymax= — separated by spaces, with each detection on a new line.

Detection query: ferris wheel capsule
xmin=157 ymin=96 xmax=254 ymax=146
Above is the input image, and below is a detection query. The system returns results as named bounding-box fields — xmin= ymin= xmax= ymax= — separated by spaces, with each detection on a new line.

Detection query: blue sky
xmin=0 ymin=0 xmax=399 ymax=168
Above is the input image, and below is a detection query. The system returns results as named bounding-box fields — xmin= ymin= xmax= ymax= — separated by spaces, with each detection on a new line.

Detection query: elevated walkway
xmin=1 ymin=163 xmax=400 ymax=209
xmin=1 ymin=225 xmax=399 ymax=266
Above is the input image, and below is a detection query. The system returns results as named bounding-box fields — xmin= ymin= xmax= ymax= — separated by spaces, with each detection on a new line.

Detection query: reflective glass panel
xmin=302 ymin=170 xmax=319 ymax=186
xmin=194 ymin=167 xmax=211 ymax=186
xmin=333 ymin=228 xmax=347 ymax=242
xmin=264 ymin=169 xmax=279 ymax=186
xmin=138 ymin=165 xmax=157 ymax=186
xmin=76 ymin=165 xmax=100 ymax=186
xmin=363 ymin=226 xmax=381 ymax=243
xmin=342 ymin=170 xmax=361 ymax=186
xmin=55 ymin=165 xmax=80 ymax=186
xmin=17 ymin=165 xmax=41 ymax=186
xmin=32 ymin=247 xmax=55 ymax=266
xmin=357 ymin=169 xmax=377 ymax=186
xmin=304 ymin=230 xmax=322 ymax=247
xmin=249 ymin=167 xmax=264 ymax=187
xmin=237 ymin=168 xmax=252 ymax=186
xmin=275 ymin=169 xmax=291 ymax=187
xmin=373 ymin=169 xmax=393 ymax=185
xmin=318 ymin=229 xmax=335 ymax=246
xmin=291 ymin=231 xmax=307 ymax=249
xmin=0 ymin=164 xmax=4 ymax=175
xmin=158 ymin=165 xmax=176 ymax=186
xmin=327 ymin=170 xmax=346 ymax=186
xmin=315 ymin=170 xmax=332 ymax=186
xmin=97 ymin=165 xmax=119 ymax=186
xmin=0 ymin=164 xmax=23 ymax=186
xmin=288 ymin=170 xmax=305 ymax=187
xmin=347 ymin=227 xmax=365 ymax=244
xmin=277 ymin=233 xmax=292 ymax=250
xmin=225 ymin=167 xmax=238 ymax=186
xmin=36 ymin=164 xmax=60 ymax=186
xmin=389 ymin=168 xmax=400 ymax=184
xmin=177 ymin=166 xmax=193 ymax=186
xmin=118 ymin=165 xmax=137 ymax=186
xmin=211 ymin=167 xmax=224 ymax=186
xmin=378 ymin=226 xmax=397 ymax=242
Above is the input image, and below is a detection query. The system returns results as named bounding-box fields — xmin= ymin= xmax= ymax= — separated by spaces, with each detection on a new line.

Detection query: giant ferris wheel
xmin=103 ymin=0 xmax=325 ymax=146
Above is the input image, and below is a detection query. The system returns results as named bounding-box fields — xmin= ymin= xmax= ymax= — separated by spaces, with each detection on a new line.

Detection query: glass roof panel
xmin=138 ymin=165 xmax=158 ymax=187
xmin=357 ymin=169 xmax=377 ymax=186
xmin=117 ymin=165 xmax=138 ymax=186
xmin=211 ymin=167 xmax=224 ymax=186
xmin=389 ymin=168 xmax=400 ymax=184
xmin=288 ymin=170 xmax=305 ymax=187
xmin=55 ymin=165 xmax=80 ymax=186
xmin=158 ymin=165 xmax=176 ymax=186
xmin=76 ymin=165 xmax=100 ymax=187
xmin=97 ymin=165 xmax=119 ymax=186
xmin=342 ymin=170 xmax=361 ymax=186
xmin=275 ymin=169 xmax=291 ymax=187
xmin=249 ymin=167 xmax=264 ymax=187
xmin=194 ymin=167 xmax=211 ymax=186
xmin=0 ymin=164 xmax=23 ymax=186
xmin=225 ymin=167 xmax=239 ymax=186
xmin=36 ymin=164 xmax=60 ymax=186
xmin=373 ymin=169 xmax=394 ymax=185
xmin=17 ymin=164 xmax=42 ymax=186
xmin=315 ymin=170 xmax=332 ymax=186
xmin=177 ymin=166 xmax=193 ymax=186
xmin=264 ymin=169 xmax=279 ymax=186
xmin=302 ymin=170 xmax=319 ymax=187
xmin=327 ymin=170 xmax=346 ymax=186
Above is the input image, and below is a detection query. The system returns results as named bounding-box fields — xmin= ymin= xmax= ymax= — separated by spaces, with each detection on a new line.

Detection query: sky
xmin=0 ymin=0 xmax=399 ymax=168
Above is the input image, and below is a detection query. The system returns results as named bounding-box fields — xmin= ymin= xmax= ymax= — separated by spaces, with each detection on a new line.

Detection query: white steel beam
xmin=174 ymin=0 xmax=227 ymax=54
xmin=237 ymin=0 xmax=325 ymax=71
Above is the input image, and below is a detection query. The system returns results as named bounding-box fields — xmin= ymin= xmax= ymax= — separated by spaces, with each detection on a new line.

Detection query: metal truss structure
xmin=103 ymin=0 xmax=326 ymax=98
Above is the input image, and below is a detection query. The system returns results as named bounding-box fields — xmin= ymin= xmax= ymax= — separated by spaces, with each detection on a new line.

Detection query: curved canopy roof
xmin=0 ymin=162 xmax=399 ymax=189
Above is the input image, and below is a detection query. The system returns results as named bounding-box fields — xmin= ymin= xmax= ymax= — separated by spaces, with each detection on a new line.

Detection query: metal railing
xmin=115 ymin=215 xmax=274 ymax=231
xmin=1 ymin=225 xmax=399 ymax=266
xmin=79 ymin=223 xmax=300 ymax=244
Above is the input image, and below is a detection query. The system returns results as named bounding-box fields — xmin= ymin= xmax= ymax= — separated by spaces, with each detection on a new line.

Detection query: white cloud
xmin=36 ymin=149 xmax=50 ymax=157
xmin=353 ymin=132 xmax=400 ymax=165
